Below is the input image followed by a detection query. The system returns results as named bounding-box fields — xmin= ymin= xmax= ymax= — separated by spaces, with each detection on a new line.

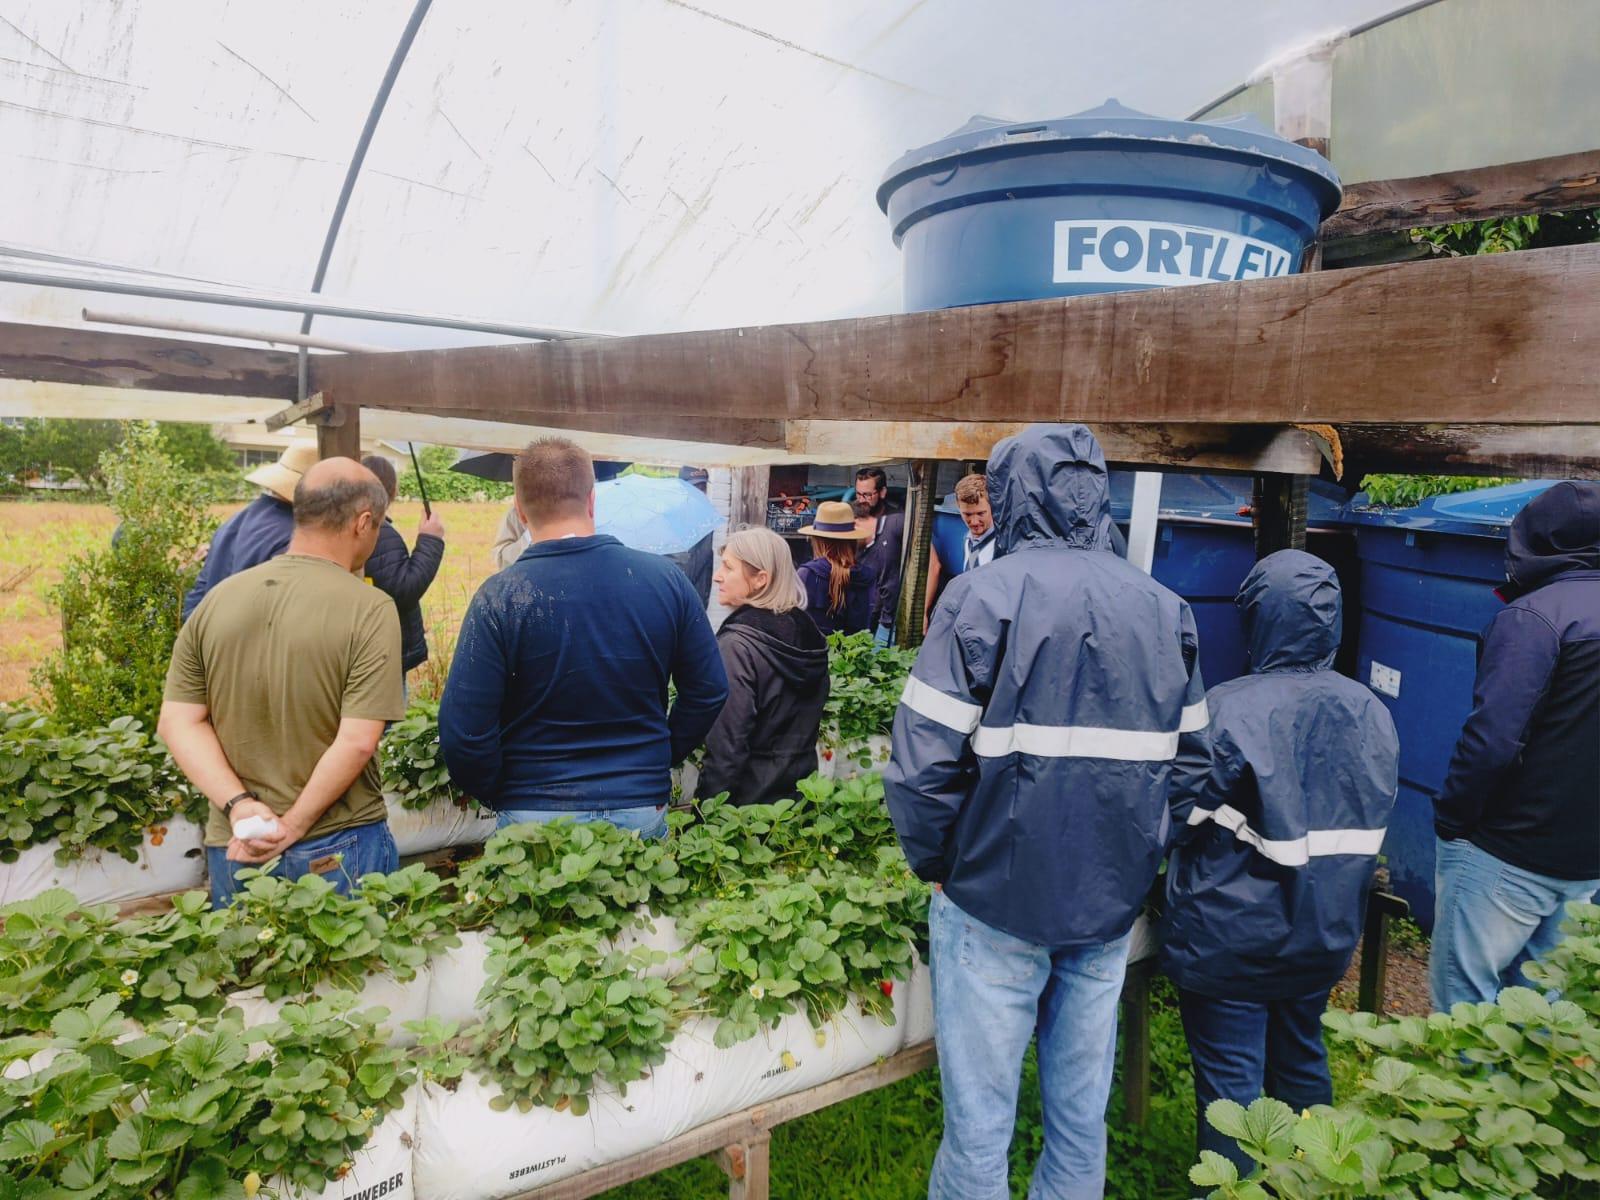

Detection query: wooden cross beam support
xmin=0 ymin=321 xmax=299 ymax=399
xmin=310 ymin=243 xmax=1600 ymax=477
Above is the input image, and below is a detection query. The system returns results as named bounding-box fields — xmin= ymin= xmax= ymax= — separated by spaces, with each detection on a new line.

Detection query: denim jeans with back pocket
xmin=206 ymin=818 xmax=399 ymax=908
xmin=1430 ymin=835 xmax=1600 ymax=1011
xmin=927 ymin=888 xmax=1131 ymax=1200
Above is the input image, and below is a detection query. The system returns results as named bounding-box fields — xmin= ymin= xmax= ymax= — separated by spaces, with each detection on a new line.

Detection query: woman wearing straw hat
xmin=796 ymin=500 xmax=879 ymax=637
xmin=696 ymin=527 xmax=830 ymax=806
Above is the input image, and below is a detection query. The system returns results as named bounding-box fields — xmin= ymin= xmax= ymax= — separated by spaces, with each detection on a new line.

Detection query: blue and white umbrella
xmin=595 ymin=475 xmax=723 ymax=555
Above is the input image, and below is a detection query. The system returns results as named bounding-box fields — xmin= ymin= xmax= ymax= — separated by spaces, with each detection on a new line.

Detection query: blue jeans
xmin=873 ymin=622 xmax=896 ymax=649
xmin=1179 ymin=988 xmax=1332 ymax=1172
xmin=493 ymin=804 xmax=668 ymax=840
xmin=1430 ymin=836 xmax=1599 ymax=1011
xmin=206 ymin=819 xmax=398 ymax=908
xmin=928 ymin=888 xmax=1130 ymax=1200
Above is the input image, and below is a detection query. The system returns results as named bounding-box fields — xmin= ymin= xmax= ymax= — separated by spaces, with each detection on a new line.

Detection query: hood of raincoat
xmin=1502 ymin=480 xmax=1600 ymax=600
xmin=1239 ymin=549 xmax=1341 ymax=673
xmin=986 ymin=424 xmax=1116 ymax=555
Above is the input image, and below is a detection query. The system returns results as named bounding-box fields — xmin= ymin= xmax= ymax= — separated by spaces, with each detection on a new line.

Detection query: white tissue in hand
xmin=232 ymin=815 xmax=280 ymax=840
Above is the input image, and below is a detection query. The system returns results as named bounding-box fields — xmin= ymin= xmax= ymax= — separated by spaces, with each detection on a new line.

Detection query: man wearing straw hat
xmin=181 ymin=439 xmax=317 ymax=620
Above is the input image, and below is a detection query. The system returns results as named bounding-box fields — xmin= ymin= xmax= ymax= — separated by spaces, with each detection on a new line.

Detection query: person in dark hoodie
xmin=886 ymin=424 xmax=1208 ymax=1200
xmin=181 ymin=440 xmax=314 ymax=620
xmin=696 ymin=527 xmax=830 ymax=805
xmin=1430 ymin=481 xmax=1600 ymax=1011
xmin=1162 ymin=550 xmax=1399 ymax=1171
xmin=361 ymin=456 xmax=446 ymax=681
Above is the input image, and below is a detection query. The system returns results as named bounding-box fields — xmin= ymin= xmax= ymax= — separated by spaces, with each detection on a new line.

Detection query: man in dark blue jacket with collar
xmin=1162 ymin=550 xmax=1398 ymax=1171
xmin=886 ymin=424 xmax=1207 ymax=1200
xmin=181 ymin=440 xmax=315 ymax=620
xmin=438 ymin=437 xmax=728 ymax=838
xmin=1430 ymin=481 xmax=1600 ymax=1010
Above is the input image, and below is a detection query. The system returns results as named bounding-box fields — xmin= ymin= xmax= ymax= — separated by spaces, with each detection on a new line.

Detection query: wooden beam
xmin=264 ymin=392 xmax=335 ymax=431
xmin=1325 ymin=149 xmax=1600 ymax=241
xmin=0 ymin=321 xmax=299 ymax=399
xmin=1337 ymin=424 xmax=1600 ymax=481
xmin=312 ymin=244 xmax=1600 ymax=430
xmin=317 ymin=403 xmax=361 ymax=460
xmin=788 ymin=422 xmax=1323 ymax=474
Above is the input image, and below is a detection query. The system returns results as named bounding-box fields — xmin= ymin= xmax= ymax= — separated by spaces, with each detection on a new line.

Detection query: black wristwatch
xmin=222 ymin=791 xmax=259 ymax=821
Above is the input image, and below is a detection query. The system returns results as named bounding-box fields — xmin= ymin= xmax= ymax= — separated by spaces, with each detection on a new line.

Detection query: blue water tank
xmin=1342 ymin=482 xmax=1558 ymax=928
xmin=877 ymin=100 xmax=1341 ymax=310
xmin=1106 ymin=473 xmax=1350 ymax=688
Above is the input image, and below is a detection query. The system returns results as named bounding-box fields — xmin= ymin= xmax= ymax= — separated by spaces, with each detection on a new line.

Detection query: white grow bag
xmin=819 ymin=735 xmax=892 ymax=781
xmin=0 ymin=816 xmax=206 ymax=908
xmin=385 ymin=795 xmax=497 ymax=858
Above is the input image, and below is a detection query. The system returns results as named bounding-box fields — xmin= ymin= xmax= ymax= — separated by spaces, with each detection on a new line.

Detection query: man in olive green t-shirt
xmin=160 ymin=457 xmax=406 ymax=906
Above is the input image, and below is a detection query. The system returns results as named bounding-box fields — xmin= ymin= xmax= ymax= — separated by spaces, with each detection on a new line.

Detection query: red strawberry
xmin=879 ymin=980 xmax=893 ymax=998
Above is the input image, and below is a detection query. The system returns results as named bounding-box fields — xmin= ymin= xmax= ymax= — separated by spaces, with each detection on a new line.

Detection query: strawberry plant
xmin=0 ymin=889 xmax=141 ymax=1036
xmin=380 ymin=699 xmax=477 ymax=812
xmin=1192 ymin=901 xmax=1600 ymax=1199
xmin=0 ymin=707 xmax=201 ymax=865
xmin=0 ymin=991 xmax=411 ymax=1199
xmin=675 ymin=865 xmax=920 ymax=1047
xmin=822 ymin=632 xmax=916 ymax=748
xmin=456 ymin=818 xmax=685 ymax=939
xmin=230 ymin=864 xmax=457 ymax=1000
xmin=471 ymin=932 xmax=680 ymax=1114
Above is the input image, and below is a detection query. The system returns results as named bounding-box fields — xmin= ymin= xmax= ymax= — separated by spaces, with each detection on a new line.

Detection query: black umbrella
xmin=449 ymin=451 xmax=515 ymax=483
xmin=449 ymin=452 xmax=632 ymax=484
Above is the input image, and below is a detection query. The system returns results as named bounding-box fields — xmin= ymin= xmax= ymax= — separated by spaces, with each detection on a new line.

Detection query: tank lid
xmin=1343 ymin=480 xmax=1559 ymax=536
xmin=878 ymin=98 xmax=1342 ymax=216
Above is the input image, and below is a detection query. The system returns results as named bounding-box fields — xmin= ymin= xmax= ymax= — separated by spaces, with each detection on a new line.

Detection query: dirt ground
xmin=1330 ymin=926 xmax=1432 ymax=1017
xmin=0 ymin=498 xmax=511 ymax=707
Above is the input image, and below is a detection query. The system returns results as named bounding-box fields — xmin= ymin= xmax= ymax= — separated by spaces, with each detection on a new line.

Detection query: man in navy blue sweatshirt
xmin=438 ymin=438 xmax=728 ymax=838
xmin=182 ymin=441 xmax=315 ymax=620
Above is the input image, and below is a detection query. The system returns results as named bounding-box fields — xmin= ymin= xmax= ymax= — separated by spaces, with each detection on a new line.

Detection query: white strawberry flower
xmin=749 ymin=984 xmax=765 ymax=1000
xmin=257 ymin=927 xmax=276 ymax=943
xmin=119 ymin=969 xmax=139 ymax=987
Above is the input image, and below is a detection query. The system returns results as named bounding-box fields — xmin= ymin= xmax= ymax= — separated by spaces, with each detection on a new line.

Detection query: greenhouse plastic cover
xmin=0 ymin=1 xmax=1423 ymax=456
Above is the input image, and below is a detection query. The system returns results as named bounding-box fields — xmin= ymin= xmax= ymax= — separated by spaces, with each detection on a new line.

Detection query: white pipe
xmin=1126 ymin=471 xmax=1164 ymax=575
xmin=0 ymin=259 xmax=604 ymax=342
xmin=82 ymin=309 xmax=385 ymax=354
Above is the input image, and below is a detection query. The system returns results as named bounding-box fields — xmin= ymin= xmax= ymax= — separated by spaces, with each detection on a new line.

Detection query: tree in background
xmin=35 ymin=423 xmax=218 ymax=729
xmin=0 ymin=419 xmax=237 ymax=490
xmin=396 ymin=443 xmax=513 ymax=502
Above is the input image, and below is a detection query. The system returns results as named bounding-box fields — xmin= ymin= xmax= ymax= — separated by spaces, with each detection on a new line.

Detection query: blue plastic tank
xmin=1106 ymin=473 xmax=1350 ymax=689
xmin=878 ymin=100 xmax=1341 ymax=310
xmin=1342 ymin=482 xmax=1558 ymax=928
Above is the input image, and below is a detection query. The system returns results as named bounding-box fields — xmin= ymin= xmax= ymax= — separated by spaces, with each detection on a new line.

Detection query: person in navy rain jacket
xmin=1161 ymin=550 xmax=1398 ymax=1172
xmin=360 ymin=455 xmax=446 ymax=676
xmin=181 ymin=440 xmax=315 ymax=620
xmin=885 ymin=424 xmax=1208 ymax=1200
xmin=1430 ymin=481 xmax=1600 ymax=1011
xmin=438 ymin=437 xmax=728 ymax=840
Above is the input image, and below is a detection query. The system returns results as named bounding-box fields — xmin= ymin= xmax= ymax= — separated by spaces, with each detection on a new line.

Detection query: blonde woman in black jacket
xmin=697 ymin=527 xmax=830 ymax=805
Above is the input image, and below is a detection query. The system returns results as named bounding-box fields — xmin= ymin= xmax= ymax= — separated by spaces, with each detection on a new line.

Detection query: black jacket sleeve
xmin=872 ymin=511 xmax=905 ymax=629
xmin=366 ymin=523 xmax=445 ymax=608
xmin=1434 ymin=605 xmax=1561 ymax=839
xmin=696 ymin=634 xmax=756 ymax=800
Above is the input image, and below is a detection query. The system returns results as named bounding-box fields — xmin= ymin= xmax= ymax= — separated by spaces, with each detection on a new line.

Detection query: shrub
xmin=34 ymin=423 xmax=217 ymax=729
xmin=1357 ymin=474 xmax=1519 ymax=508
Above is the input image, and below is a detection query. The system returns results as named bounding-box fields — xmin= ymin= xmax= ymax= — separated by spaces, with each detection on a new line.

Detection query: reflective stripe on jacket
xmin=885 ymin=424 xmax=1207 ymax=947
